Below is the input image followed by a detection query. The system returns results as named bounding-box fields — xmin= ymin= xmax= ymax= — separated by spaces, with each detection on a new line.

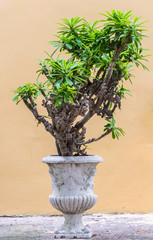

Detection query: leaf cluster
xmin=104 ymin=117 xmax=125 ymax=139
xmin=13 ymin=10 xmax=149 ymax=144
xmin=36 ymin=56 xmax=87 ymax=106
xmin=51 ymin=10 xmax=149 ymax=74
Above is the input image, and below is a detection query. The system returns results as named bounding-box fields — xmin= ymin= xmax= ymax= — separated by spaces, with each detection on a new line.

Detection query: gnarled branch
xmin=76 ymin=129 xmax=112 ymax=145
xmin=23 ymin=97 xmax=55 ymax=137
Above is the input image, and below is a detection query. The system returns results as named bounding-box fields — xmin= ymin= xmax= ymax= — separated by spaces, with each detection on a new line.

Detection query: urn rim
xmin=42 ymin=155 xmax=103 ymax=164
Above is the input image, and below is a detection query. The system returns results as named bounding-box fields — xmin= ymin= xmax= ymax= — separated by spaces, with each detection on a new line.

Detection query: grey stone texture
xmin=0 ymin=213 xmax=153 ymax=240
xmin=42 ymin=155 xmax=102 ymax=238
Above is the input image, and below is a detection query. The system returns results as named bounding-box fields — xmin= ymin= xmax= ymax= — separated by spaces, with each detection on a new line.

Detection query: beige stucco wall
xmin=0 ymin=0 xmax=153 ymax=215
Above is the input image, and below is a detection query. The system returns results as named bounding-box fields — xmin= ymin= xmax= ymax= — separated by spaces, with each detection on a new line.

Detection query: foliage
xmin=104 ymin=117 xmax=125 ymax=139
xmin=13 ymin=10 xmax=149 ymax=156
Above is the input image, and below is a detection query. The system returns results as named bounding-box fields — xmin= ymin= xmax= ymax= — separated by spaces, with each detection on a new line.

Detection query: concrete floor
xmin=0 ymin=214 xmax=153 ymax=240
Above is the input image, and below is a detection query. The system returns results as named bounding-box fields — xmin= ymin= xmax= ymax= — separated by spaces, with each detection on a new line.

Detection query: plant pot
xmin=42 ymin=155 xmax=103 ymax=239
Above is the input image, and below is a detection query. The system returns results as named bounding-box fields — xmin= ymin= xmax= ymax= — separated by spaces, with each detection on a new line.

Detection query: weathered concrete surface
xmin=0 ymin=214 xmax=153 ymax=240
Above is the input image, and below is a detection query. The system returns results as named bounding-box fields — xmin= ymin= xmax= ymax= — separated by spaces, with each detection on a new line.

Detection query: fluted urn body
xmin=42 ymin=155 xmax=102 ymax=239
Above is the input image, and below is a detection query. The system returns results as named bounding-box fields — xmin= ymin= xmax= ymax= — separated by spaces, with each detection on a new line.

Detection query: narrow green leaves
xmin=116 ymin=85 xmax=133 ymax=99
xmin=12 ymin=82 xmax=49 ymax=104
xmin=13 ymin=10 xmax=149 ymax=113
xmin=52 ymin=83 xmax=77 ymax=107
xmin=104 ymin=117 xmax=125 ymax=139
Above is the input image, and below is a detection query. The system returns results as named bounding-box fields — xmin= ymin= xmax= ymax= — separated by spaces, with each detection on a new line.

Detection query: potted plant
xmin=13 ymin=10 xmax=148 ymax=239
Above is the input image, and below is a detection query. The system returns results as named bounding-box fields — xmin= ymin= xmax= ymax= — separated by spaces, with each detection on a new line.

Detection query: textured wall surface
xmin=0 ymin=0 xmax=153 ymax=215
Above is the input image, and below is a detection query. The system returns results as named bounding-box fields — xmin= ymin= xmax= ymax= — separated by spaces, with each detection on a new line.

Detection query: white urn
xmin=42 ymin=155 xmax=102 ymax=239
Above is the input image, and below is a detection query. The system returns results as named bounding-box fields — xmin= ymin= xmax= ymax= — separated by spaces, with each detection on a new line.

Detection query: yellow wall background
xmin=0 ymin=0 xmax=153 ymax=215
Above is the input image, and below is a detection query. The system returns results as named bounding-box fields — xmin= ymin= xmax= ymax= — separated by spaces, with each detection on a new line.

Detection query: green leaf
xmin=69 ymin=95 xmax=74 ymax=104
xmin=66 ymin=78 xmax=73 ymax=86
xmin=124 ymin=10 xmax=133 ymax=19
xmin=112 ymin=130 xmax=115 ymax=139
xmin=54 ymin=99 xmax=59 ymax=108
xmin=36 ymin=58 xmax=44 ymax=65
xmin=103 ymin=53 xmax=109 ymax=61
xmin=51 ymin=46 xmax=61 ymax=57
xmin=112 ymin=117 xmax=116 ymax=125
xmin=42 ymin=115 xmax=51 ymax=119
xmin=36 ymin=72 xmax=42 ymax=81
xmin=12 ymin=95 xmax=19 ymax=101
xmin=37 ymin=121 xmax=40 ymax=127
xmin=54 ymin=79 xmax=63 ymax=89
xmin=65 ymin=43 xmax=73 ymax=50
xmin=58 ymin=98 xmax=62 ymax=105
xmin=133 ymin=16 xmax=142 ymax=24
xmin=64 ymin=94 xmax=68 ymax=102
xmin=75 ymin=38 xmax=82 ymax=47
xmin=44 ymin=51 xmax=53 ymax=59
xmin=34 ymin=91 xmax=41 ymax=98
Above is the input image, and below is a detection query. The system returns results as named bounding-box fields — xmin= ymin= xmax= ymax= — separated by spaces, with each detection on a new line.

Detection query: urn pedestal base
xmin=54 ymin=214 xmax=92 ymax=239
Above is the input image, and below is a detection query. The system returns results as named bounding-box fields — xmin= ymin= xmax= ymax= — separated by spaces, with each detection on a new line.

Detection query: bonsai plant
xmin=13 ymin=10 xmax=148 ymax=239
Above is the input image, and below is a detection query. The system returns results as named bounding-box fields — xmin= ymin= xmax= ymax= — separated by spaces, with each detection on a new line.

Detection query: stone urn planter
xmin=42 ymin=155 xmax=102 ymax=239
